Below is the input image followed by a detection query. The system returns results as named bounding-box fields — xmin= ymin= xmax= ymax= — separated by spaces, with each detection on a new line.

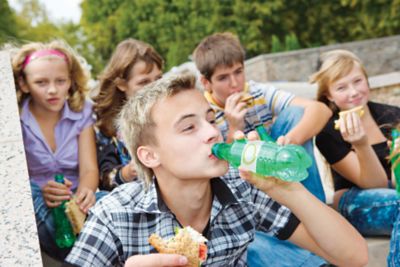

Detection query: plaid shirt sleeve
xmin=223 ymin=166 xmax=300 ymax=240
xmin=65 ymin=208 xmax=124 ymax=266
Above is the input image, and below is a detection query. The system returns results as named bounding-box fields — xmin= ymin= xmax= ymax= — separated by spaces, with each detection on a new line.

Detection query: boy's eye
xmin=354 ymin=79 xmax=362 ymax=84
xmin=35 ymin=80 xmax=46 ymax=85
xmin=217 ymin=75 xmax=228 ymax=81
xmin=182 ymin=125 xmax=195 ymax=132
xmin=234 ymin=69 xmax=243 ymax=75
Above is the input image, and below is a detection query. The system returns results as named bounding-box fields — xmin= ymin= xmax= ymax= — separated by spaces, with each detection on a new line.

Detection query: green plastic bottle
xmin=52 ymin=174 xmax=75 ymax=248
xmin=212 ymin=139 xmax=312 ymax=182
xmin=391 ymin=129 xmax=400 ymax=195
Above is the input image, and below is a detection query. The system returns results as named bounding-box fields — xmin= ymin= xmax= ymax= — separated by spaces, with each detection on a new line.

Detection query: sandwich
xmin=148 ymin=226 xmax=208 ymax=267
xmin=65 ymin=197 xmax=87 ymax=235
xmin=240 ymin=93 xmax=254 ymax=107
xmin=334 ymin=105 xmax=364 ymax=130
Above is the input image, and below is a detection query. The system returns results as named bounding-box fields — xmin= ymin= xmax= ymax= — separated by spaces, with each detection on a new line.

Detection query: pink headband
xmin=22 ymin=49 xmax=68 ymax=70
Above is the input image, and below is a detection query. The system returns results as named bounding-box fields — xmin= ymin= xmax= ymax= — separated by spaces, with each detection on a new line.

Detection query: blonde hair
xmin=193 ymin=32 xmax=245 ymax=80
xmin=309 ymin=49 xmax=368 ymax=112
xmin=117 ymin=74 xmax=197 ymax=188
xmin=93 ymin=39 xmax=163 ymax=137
xmin=12 ymin=39 xmax=90 ymax=112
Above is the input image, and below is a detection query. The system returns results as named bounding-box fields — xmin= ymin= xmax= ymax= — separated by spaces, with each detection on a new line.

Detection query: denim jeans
xmin=31 ymin=182 xmax=108 ymax=261
xmin=248 ymin=106 xmax=327 ymax=267
xmin=339 ymin=187 xmax=400 ymax=267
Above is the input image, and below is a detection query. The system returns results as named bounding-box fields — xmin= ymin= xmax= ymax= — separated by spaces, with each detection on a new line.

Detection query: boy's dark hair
xmin=193 ymin=32 xmax=245 ymax=81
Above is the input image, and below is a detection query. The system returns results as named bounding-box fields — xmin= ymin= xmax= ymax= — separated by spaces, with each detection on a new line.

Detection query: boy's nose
xmin=204 ymin=122 xmax=220 ymax=143
xmin=230 ymin=75 xmax=238 ymax=87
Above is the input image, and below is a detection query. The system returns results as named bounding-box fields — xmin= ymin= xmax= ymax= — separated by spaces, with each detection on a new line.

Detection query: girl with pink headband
xmin=12 ymin=40 xmax=106 ymax=261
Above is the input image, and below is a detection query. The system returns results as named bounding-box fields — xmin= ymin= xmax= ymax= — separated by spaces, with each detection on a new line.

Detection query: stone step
xmin=366 ymin=237 xmax=390 ymax=267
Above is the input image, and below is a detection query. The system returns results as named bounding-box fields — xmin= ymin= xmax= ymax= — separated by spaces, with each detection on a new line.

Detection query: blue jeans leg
xmin=247 ymin=231 xmax=327 ymax=267
xmin=270 ymin=106 xmax=325 ymax=202
xmin=338 ymin=187 xmax=400 ymax=266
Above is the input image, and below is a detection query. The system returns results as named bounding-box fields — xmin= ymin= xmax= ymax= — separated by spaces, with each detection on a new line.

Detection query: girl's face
xmin=119 ymin=61 xmax=162 ymax=97
xmin=20 ymin=57 xmax=71 ymax=115
xmin=327 ymin=65 xmax=370 ymax=111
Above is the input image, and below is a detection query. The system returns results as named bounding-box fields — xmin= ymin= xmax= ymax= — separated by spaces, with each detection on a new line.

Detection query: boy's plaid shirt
xmin=204 ymin=81 xmax=295 ymax=141
xmin=66 ymin=173 xmax=299 ymax=266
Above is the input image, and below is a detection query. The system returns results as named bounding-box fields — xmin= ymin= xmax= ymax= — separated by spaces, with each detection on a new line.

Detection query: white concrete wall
xmin=0 ymin=51 xmax=42 ymax=266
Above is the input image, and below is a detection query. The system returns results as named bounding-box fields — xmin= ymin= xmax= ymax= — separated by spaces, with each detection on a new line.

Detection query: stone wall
xmin=0 ymin=51 xmax=42 ymax=266
xmin=245 ymin=35 xmax=400 ymax=82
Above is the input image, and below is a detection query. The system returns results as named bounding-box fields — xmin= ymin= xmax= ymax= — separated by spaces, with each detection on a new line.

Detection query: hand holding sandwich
xmin=148 ymin=226 xmax=207 ymax=267
xmin=335 ymin=106 xmax=368 ymax=146
xmin=225 ymin=92 xmax=252 ymax=143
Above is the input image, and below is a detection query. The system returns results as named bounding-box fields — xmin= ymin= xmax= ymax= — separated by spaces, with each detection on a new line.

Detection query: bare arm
xmin=285 ymin=97 xmax=332 ymax=145
xmin=240 ymin=170 xmax=368 ymax=267
xmin=77 ymin=126 xmax=99 ymax=212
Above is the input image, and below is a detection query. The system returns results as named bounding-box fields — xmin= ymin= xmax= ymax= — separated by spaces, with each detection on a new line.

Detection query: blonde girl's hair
xmin=93 ymin=39 xmax=164 ymax=138
xmin=11 ymin=39 xmax=90 ymax=112
xmin=117 ymin=74 xmax=197 ymax=188
xmin=309 ymin=49 xmax=368 ymax=112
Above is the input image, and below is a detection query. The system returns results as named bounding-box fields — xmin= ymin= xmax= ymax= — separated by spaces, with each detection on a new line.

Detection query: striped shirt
xmin=204 ymin=81 xmax=295 ymax=141
xmin=65 ymin=174 xmax=299 ymax=266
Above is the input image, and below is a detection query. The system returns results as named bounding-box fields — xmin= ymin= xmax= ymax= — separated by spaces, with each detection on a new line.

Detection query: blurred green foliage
xmin=2 ymin=0 xmax=400 ymax=76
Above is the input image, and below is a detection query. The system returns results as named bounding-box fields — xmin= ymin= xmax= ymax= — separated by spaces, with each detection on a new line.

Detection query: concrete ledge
xmin=261 ymin=71 xmax=400 ymax=100
xmin=366 ymin=237 xmax=390 ymax=267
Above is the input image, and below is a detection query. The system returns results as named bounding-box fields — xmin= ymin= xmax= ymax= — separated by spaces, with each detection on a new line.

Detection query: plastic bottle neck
xmin=54 ymin=174 xmax=64 ymax=183
xmin=211 ymin=143 xmax=232 ymax=160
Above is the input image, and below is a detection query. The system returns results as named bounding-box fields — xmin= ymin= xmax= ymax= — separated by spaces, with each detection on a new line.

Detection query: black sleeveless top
xmin=316 ymin=101 xmax=400 ymax=190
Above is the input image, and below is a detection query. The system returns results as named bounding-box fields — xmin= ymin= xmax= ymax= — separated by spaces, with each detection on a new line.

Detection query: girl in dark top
xmin=310 ymin=49 xmax=400 ymax=267
xmin=93 ymin=39 xmax=163 ymax=190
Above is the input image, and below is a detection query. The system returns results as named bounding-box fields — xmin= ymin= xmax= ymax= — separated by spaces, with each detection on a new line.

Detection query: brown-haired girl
xmin=93 ymin=38 xmax=163 ymax=190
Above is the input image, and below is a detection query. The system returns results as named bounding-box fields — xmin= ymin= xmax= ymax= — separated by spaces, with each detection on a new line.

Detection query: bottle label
xmin=241 ymin=141 xmax=262 ymax=172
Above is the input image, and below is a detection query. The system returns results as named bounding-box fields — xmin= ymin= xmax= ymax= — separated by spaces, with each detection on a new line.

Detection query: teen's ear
xmin=115 ymin=77 xmax=128 ymax=93
xmin=18 ymin=77 xmax=30 ymax=93
xmin=137 ymin=146 xmax=160 ymax=168
xmin=200 ymin=75 xmax=212 ymax=93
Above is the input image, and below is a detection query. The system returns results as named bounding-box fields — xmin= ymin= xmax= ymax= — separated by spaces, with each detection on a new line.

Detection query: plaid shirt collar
xmin=137 ymin=177 xmax=241 ymax=214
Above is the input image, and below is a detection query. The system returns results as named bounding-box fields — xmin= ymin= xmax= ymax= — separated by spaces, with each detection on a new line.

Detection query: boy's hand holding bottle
xmin=234 ymin=131 xmax=305 ymax=201
xmin=212 ymin=128 xmax=312 ymax=182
